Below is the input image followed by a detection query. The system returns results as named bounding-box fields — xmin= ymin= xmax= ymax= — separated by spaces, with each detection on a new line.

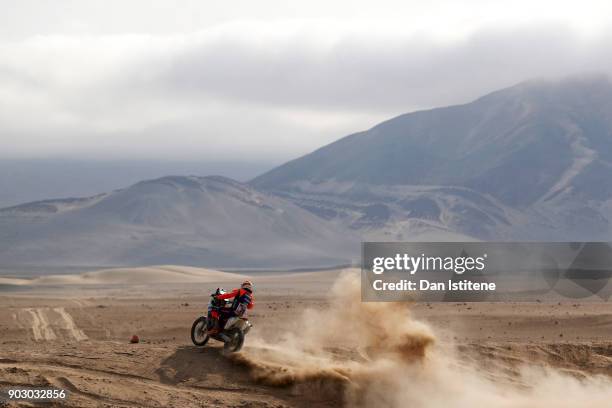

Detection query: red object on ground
xmin=130 ymin=335 xmax=139 ymax=344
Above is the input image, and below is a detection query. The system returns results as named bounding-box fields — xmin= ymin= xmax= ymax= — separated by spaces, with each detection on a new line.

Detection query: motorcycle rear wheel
xmin=223 ymin=329 xmax=244 ymax=354
xmin=191 ymin=316 xmax=210 ymax=346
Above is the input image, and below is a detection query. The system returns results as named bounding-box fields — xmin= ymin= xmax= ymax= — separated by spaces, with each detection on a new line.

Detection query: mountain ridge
xmin=252 ymin=75 xmax=612 ymax=206
xmin=251 ymin=75 xmax=612 ymax=240
xmin=2 ymin=76 xmax=612 ymax=269
xmin=0 ymin=175 xmax=358 ymax=268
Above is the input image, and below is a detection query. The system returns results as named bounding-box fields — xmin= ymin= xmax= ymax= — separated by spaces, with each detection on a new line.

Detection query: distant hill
xmin=0 ymin=159 xmax=274 ymax=208
xmin=252 ymin=76 xmax=612 ymax=240
xmin=0 ymin=176 xmax=357 ymax=269
xmin=3 ymin=76 xmax=612 ymax=270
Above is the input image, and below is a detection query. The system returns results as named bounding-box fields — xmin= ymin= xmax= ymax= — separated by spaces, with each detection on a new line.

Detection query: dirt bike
xmin=190 ymin=288 xmax=252 ymax=353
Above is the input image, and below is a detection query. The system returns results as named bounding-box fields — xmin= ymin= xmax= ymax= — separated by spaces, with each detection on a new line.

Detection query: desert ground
xmin=2 ymin=267 xmax=612 ymax=407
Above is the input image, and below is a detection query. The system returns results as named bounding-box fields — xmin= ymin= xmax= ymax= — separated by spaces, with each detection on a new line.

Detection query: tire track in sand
xmin=25 ymin=308 xmax=57 ymax=341
xmin=54 ymin=307 xmax=88 ymax=341
xmin=22 ymin=308 xmax=87 ymax=341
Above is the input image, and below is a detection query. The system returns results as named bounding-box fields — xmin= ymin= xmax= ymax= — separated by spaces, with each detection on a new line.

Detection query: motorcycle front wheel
xmin=191 ymin=316 xmax=210 ymax=346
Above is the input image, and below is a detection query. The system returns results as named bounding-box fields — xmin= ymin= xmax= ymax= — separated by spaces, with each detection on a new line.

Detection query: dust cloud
xmin=231 ymin=272 xmax=612 ymax=407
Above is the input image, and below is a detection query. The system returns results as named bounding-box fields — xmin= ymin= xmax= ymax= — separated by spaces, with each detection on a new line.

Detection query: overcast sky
xmin=2 ymin=0 xmax=612 ymax=163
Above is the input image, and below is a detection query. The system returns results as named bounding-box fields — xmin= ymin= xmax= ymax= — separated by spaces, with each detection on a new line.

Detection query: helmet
xmin=241 ymin=280 xmax=253 ymax=292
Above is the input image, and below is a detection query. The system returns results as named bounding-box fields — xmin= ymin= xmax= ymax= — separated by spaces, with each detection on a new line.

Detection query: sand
xmin=0 ymin=265 xmax=250 ymax=286
xmin=1 ymin=267 xmax=612 ymax=407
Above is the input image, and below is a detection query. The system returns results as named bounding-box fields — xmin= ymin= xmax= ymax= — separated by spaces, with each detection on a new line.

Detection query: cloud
xmin=154 ymin=21 xmax=612 ymax=111
xmin=1 ymin=19 xmax=612 ymax=160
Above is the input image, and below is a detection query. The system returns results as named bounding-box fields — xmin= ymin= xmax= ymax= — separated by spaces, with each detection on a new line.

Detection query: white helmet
xmin=241 ymin=280 xmax=253 ymax=292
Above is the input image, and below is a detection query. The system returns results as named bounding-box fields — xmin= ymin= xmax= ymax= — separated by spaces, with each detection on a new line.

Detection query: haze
xmin=1 ymin=0 xmax=612 ymax=164
xmin=2 ymin=1 xmax=612 ymax=209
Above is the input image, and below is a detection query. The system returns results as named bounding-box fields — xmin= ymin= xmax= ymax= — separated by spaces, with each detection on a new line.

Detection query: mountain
xmin=0 ymin=159 xmax=275 ymax=209
xmin=252 ymin=76 xmax=612 ymax=240
xmin=0 ymin=176 xmax=357 ymax=269
xmin=3 ymin=76 xmax=612 ymax=271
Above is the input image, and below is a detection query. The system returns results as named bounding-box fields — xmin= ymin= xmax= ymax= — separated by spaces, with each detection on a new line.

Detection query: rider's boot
xmin=207 ymin=317 xmax=220 ymax=335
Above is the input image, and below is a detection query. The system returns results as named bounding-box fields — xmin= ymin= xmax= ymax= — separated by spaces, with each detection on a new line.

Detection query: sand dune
xmin=0 ymin=265 xmax=249 ymax=286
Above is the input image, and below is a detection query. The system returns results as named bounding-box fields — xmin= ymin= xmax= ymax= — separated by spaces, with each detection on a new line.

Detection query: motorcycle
xmin=190 ymin=288 xmax=252 ymax=353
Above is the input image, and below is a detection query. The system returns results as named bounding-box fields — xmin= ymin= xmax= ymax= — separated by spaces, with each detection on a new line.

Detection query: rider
xmin=208 ymin=280 xmax=254 ymax=335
